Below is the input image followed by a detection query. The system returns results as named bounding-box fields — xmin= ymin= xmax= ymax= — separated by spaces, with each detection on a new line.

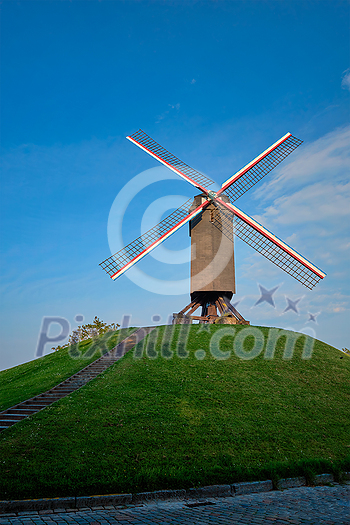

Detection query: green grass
xmin=0 ymin=328 xmax=135 ymax=412
xmin=0 ymin=324 xmax=349 ymax=500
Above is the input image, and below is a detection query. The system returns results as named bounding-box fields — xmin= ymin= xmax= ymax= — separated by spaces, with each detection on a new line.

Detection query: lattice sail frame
xmin=217 ymin=133 xmax=303 ymax=202
xmin=213 ymin=200 xmax=325 ymax=289
xmin=100 ymin=199 xmax=209 ymax=280
xmin=127 ymin=129 xmax=216 ymax=193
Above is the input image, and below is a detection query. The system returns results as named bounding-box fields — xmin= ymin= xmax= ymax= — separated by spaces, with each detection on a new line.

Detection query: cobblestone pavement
xmin=1 ymin=486 xmax=349 ymax=525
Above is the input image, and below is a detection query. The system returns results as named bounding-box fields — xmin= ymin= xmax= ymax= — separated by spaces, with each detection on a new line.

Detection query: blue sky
xmin=1 ymin=0 xmax=349 ymax=370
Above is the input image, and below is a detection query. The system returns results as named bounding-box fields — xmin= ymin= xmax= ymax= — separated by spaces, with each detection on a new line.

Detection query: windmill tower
xmin=100 ymin=130 xmax=326 ymax=324
xmin=184 ymin=192 xmax=238 ymax=323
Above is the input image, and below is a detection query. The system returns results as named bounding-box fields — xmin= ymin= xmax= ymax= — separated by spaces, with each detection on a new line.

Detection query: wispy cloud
xmin=253 ymin=126 xmax=350 ymax=202
xmin=155 ymin=103 xmax=181 ymax=124
xmin=250 ymin=126 xmax=350 ymax=269
xmin=254 ymin=180 xmax=350 ymax=226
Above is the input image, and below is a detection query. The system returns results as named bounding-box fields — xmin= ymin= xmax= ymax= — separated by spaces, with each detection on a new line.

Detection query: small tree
xmin=51 ymin=317 xmax=120 ymax=352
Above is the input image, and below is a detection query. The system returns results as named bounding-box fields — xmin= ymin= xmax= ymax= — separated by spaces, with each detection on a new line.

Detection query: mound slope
xmin=0 ymin=328 xmax=134 ymax=412
xmin=1 ymin=324 xmax=349 ymax=500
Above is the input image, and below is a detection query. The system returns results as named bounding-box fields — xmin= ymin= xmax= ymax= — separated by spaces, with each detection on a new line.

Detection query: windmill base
xmin=173 ymin=292 xmax=250 ymax=325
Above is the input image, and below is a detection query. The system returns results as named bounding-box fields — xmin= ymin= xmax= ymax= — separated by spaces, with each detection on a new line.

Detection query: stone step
xmin=21 ymin=403 xmax=47 ymax=408
xmin=34 ymin=398 xmax=63 ymax=403
xmin=51 ymin=389 xmax=76 ymax=393
xmin=51 ymin=387 xmax=76 ymax=394
xmin=51 ymin=385 xmax=76 ymax=389
xmin=8 ymin=408 xmax=37 ymax=414
xmin=36 ymin=393 xmax=64 ymax=397
xmin=31 ymin=398 xmax=61 ymax=403
xmin=23 ymin=403 xmax=50 ymax=408
xmin=1 ymin=414 xmax=27 ymax=420
xmin=29 ymin=394 xmax=55 ymax=405
xmin=35 ymin=392 xmax=63 ymax=402
xmin=19 ymin=407 xmax=44 ymax=411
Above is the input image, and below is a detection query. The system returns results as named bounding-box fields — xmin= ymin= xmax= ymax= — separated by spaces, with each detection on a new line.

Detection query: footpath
xmin=0 ymin=328 xmax=154 ymax=432
xmin=0 ymin=485 xmax=349 ymax=525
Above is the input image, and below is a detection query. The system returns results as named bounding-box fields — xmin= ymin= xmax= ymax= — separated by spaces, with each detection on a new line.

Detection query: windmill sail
xmin=215 ymin=198 xmax=326 ymax=289
xmin=101 ymin=129 xmax=325 ymax=291
xmin=127 ymin=129 xmax=215 ymax=193
xmin=217 ymin=134 xmax=303 ymax=202
xmin=100 ymin=198 xmax=209 ymax=280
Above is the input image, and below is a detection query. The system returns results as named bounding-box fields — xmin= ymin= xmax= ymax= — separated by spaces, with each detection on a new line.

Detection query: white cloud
xmin=254 ymin=126 xmax=350 ymax=201
xmin=258 ymin=180 xmax=350 ymax=226
xmin=249 ymin=126 xmax=350 ymax=268
xmin=317 ymin=291 xmax=350 ymax=314
xmin=341 ymin=68 xmax=350 ymax=91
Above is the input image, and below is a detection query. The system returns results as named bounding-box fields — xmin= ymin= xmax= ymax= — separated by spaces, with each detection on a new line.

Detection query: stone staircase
xmin=0 ymin=327 xmax=153 ymax=432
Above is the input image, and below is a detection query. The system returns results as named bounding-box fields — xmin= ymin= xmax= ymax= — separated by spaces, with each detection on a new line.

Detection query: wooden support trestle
xmin=173 ymin=292 xmax=249 ymax=325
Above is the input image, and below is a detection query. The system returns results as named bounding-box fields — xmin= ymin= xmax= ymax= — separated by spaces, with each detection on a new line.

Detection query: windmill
xmin=100 ymin=130 xmax=326 ymax=324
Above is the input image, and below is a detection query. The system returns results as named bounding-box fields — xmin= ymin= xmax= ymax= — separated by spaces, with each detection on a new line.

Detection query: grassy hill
xmin=0 ymin=328 xmax=134 ymax=412
xmin=0 ymin=324 xmax=349 ymax=500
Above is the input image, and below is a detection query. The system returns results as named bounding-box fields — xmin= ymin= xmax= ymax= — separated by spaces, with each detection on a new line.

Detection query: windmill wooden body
xmin=100 ymin=130 xmax=326 ymax=324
